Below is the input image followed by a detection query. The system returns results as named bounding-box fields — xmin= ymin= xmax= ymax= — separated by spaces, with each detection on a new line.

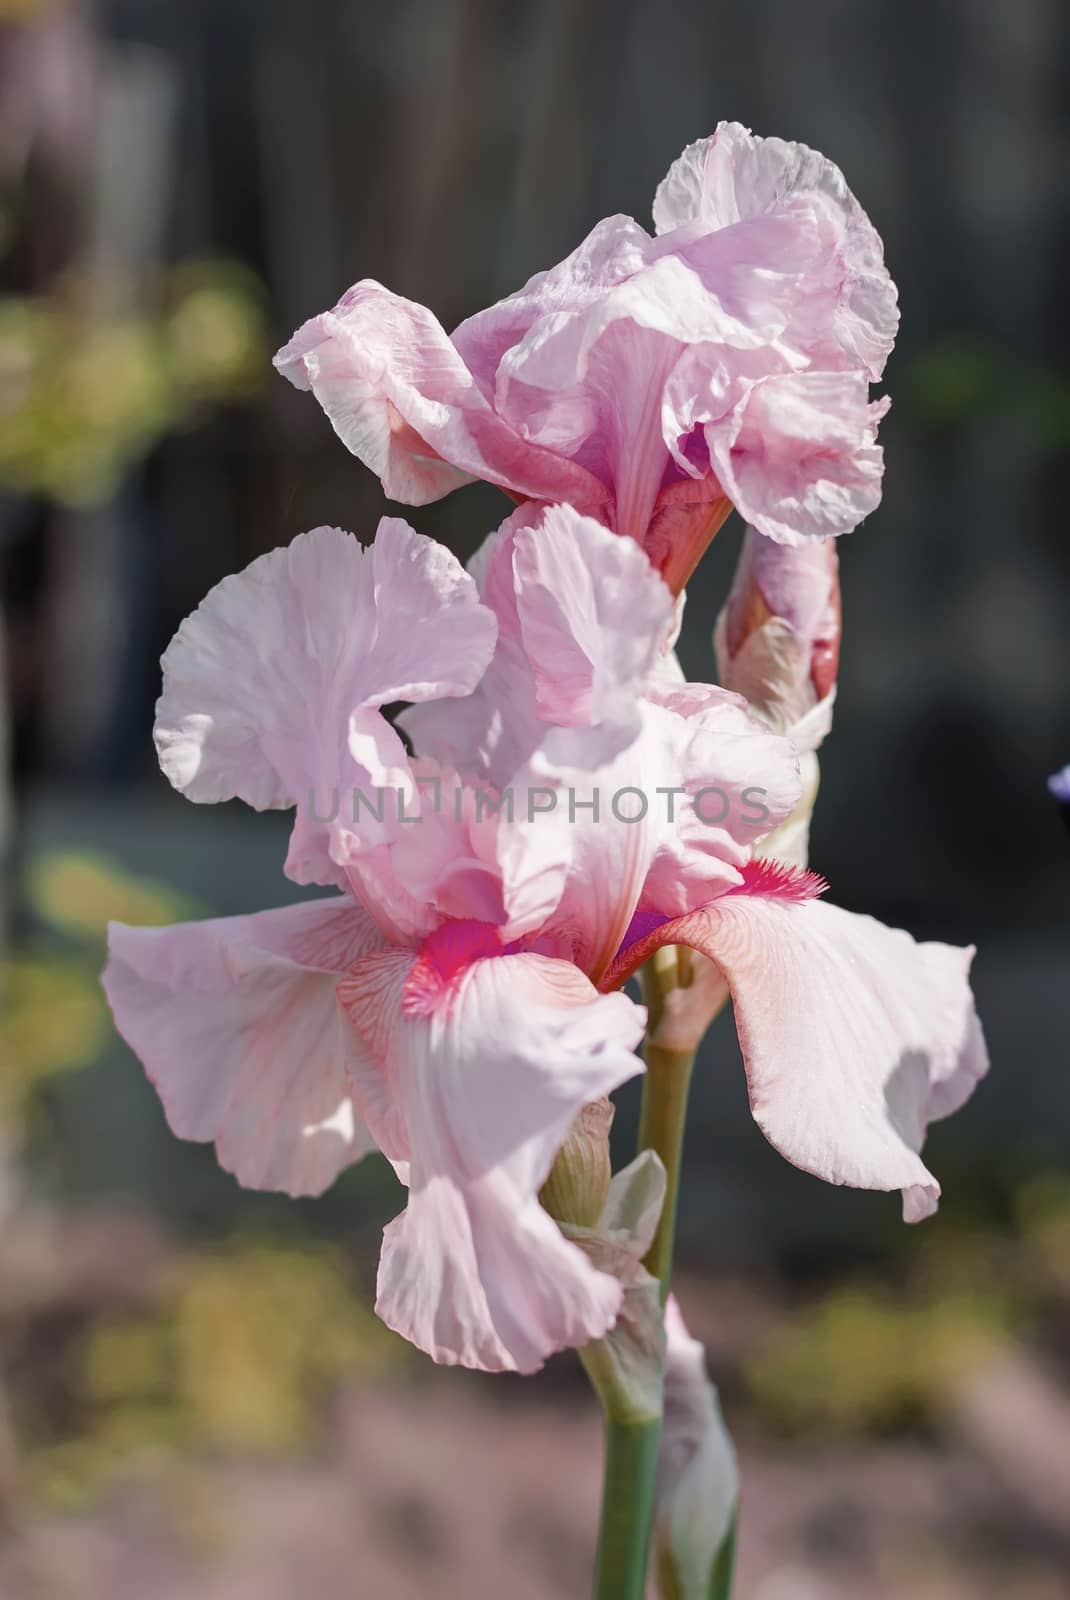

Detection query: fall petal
xmin=102 ymin=896 xmax=384 ymax=1197
xmin=607 ymin=895 xmax=987 ymax=1216
xmin=339 ymin=948 xmax=646 ymax=1372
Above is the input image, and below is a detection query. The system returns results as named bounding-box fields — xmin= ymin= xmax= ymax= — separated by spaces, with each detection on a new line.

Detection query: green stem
xmin=637 ymin=1036 xmax=695 ymax=1303
xmin=591 ymin=1414 xmax=662 ymax=1600
xmin=638 ymin=954 xmax=698 ymax=1304
xmin=586 ymin=949 xmax=701 ymax=1598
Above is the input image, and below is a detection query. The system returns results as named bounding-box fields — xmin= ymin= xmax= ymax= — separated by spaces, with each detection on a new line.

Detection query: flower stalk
xmin=639 ymin=944 xmax=726 ymax=1302
xmin=587 ymin=944 xmax=726 ymax=1597
xmin=591 ymin=1412 xmax=663 ymax=1600
xmin=638 ymin=1030 xmax=693 ymax=1298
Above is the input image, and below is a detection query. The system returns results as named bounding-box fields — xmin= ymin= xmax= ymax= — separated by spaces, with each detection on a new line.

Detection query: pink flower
xmin=105 ymin=510 xmax=668 ymax=1373
xmin=104 ymin=506 xmax=983 ymax=1374
xmin=275 ymin=122 xmax=897 ymax=591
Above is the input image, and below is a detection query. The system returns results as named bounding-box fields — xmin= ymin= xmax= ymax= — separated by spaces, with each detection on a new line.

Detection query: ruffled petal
xmin=388 ymin=506 xmax=685 ymax=958
xmin=401 ymin=502 xmax=674 ymax=787
xmin=399 ymin=505 xmax=539 ymax=785
xmin=512 ymin=503 xmax=673 ymax=730
xmin=338 ymin=759 xmax=513 ymax=948
xmin=653 ymin=121 xmax=898 ymax=379
xmin=154 ymin=521 xmax=495 ymax=886
xmin=338 ymin=947 xmax=646 ymax=1372
xmin=275 ymin=280 xmax=605 ymax=510
xmin=362 ymin=517 xmax=499 ymax=701
xmin=706 ymin=372 xmax=887 ymax=544
xmin=452 ymin=214 xmax=651 ymax=380
xmin=491 ymin=225 xmax=812 ymax=545
xmin=606 ymin=893 xmax=988 ymax=1218
xmin=402 ymin=510 xmax=796 ymax=979
xmin=496 ymin=686 xmax=800 ymax=980
xmin=102 ymin=896 xmax=385 ymax=1196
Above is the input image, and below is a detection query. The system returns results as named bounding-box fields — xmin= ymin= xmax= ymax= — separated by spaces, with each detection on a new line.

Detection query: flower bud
xmin=655 ymin=1296 xmax=739 ymax=1599
xmin=539 ymin=1097 xmax=614 ymax=1228
xmin=715 ymin=529 xmax=840 ymax=734
xmin=715 ymin=530 xmax=841 ymax=868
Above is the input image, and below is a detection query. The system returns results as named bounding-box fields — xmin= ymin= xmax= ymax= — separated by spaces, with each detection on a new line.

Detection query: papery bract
xmin=655 ymin=1296 xmax=739 ymax=1599
xmin=562 ymin=1151 xmax=669 ymax=1423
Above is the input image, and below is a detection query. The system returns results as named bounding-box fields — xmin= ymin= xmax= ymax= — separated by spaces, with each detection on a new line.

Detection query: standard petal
xmin=452 ymin=214 xmax=652 ymax=380
xmin=512 ymin=504 xmax=674 ymax=729
xmin=154 ymin=521 xmax=495 ymax=886
xmin=362 ymin=516 xmax=499 ymax=702
xmin=401 ymin=502 xmax=675 ymax=788
xmin=607 ymin=893 xmax=988 ymax=1217
xmin=706 ymin=371 xmax=887 ymax=545
xmin=102 ymin=896 xmax=385 ymax=1197
xmin=338 ymin=946 xmax=646 ymax=1372
xmin=652 ymin=121 xmax=898 ymax=379
xmin=494 ymin=246 xmax=798 ymax=549
xmin=496 ymin=688 xmax=800 ymax=980
xmin=399 ymin=506 xmax=541 ymax=785
xmin=275 ymin=280 xmax=605 ymax=510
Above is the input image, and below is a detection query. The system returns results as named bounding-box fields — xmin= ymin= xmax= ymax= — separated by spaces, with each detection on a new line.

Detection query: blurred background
xmin=0 ymin=1 xmax=1067 ymax=1596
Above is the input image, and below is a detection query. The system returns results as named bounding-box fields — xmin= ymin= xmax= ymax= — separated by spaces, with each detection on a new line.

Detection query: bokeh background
xmin=1 ymin=1 xmax=1068 ymax=1596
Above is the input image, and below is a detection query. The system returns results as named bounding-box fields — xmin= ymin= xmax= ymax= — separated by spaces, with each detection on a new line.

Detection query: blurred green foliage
xmin=0 ymin=956 xmax=106 ymax=1113
xmin=747 ymin=1185 xmax=1070 ymax=1435
xmin=748 ymin=1285 xmax=1010 ymax=1434
xmin=26 ymin=847 xmax=202 ymax=942
xmin=2 ymin=849 xmax=200 ymax=1125
xmin=1014 ymin=1172 xmax=1070 ymax=1297
xmin=0 ymin=261 xmax=268 ymax=507
xmin=905 ymin=332 xmax=1070 ymax=449
xmin=23 ymin=1241 xmax=402 ymax=1510
xmin=2 ymin=848 xmax=404 ymax=1514
xmin=0 ymin=0 xmax=61 ymax=17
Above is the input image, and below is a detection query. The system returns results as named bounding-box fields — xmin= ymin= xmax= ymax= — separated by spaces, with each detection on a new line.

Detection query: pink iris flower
xmin=103 ymin=506 xmax=984 ymax=1375
xmin=275 ymin=122 xmax=898 ymax=592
